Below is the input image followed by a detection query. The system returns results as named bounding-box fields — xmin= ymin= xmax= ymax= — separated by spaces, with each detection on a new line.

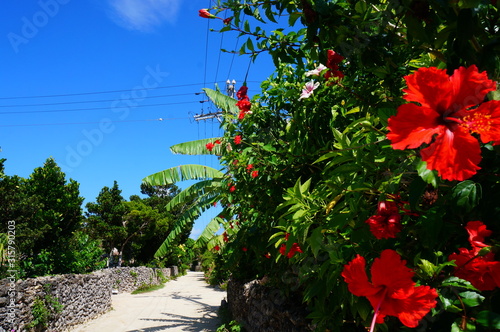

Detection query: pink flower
xmin=299 ymin=80 xmax=320 ymax=100
xmin=305 ymin=64 xmax=327 ymax=77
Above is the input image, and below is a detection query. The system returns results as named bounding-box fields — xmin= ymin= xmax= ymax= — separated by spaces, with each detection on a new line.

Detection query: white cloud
xmin=109 ymin=0 xmax=181 ymax=32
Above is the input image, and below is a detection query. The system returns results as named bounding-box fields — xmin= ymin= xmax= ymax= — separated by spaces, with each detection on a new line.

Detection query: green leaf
xmin=442 ymin=277 xmax=479 ymax=291
xmin=143 ymin=164 xmax=223 ymax=185
xmin=451 ymin=180 xmax=481 ymax=213
xmin=417 ymin=160 xmax=438 ymax=188
xmin=476 ymin=311 xmax=500 ymax=328
xmin=203 ymin=88 xmax=240 ymax=114
xmin=170 ymin=137 xmax=224 ymax=155
xmin=418 ymin=259 xmax=436 ymax=278
xmin=456 ymin=291 xmax=484 ymax=307
xmin=451 ymin=318 xmax=476 ymax=332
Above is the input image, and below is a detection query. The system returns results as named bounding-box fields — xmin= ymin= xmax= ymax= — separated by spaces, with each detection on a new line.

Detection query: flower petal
xmin=450 ymin=65 xmax=497 ymax=111
xmin=420 ymin=126 xmax=481 ymax=181
xmin=387 ymin=103 xmax=444 ymax=150
xmin=371 ymin=250 xmax=414 ymax=296
xmin=403 ymin=67 xmax=453 ymax=111
xmin=395 ymin=285 xmax=438 ymax=328
xmin=463 ymin=101 xmax=500 ymax=144
xmin=341 ymin=255 xmax=380 ymax=297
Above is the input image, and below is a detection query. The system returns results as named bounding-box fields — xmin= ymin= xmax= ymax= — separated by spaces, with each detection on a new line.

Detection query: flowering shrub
xmin=192 ymin=1 xmax=500 ymax=330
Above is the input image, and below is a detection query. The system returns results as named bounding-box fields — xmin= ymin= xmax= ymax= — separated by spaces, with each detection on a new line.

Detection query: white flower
xmin=305 ymin=64 xmax=327 ymax=77
xmin=299 ymin=80 xmax=320 ymax=100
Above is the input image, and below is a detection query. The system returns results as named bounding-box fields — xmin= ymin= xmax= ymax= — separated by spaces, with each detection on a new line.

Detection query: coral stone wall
xmin=0 ymin=266 xmax=178 ymax=332
xmin=227 ymin=279 xmax=313 ymax=332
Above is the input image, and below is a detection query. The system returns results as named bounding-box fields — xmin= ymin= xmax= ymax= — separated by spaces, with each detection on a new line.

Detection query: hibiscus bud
xmin=199 ymin=9 xmax=216 ymax=19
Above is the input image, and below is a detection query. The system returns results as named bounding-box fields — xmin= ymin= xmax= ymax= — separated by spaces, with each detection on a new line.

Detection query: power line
xmin=0 ymin=101 xmax=200 ymax=115
xmin=0 ymin=82 xmax=224 ymax=100
xmin=0 ymin=93 xmax=198 ymax=108
xmin=0 ymin=117 xmax=190 ymax=128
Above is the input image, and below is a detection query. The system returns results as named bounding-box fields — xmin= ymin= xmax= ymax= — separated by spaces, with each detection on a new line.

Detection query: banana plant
xmin=143 ymin=87 xmax=237 ymax=257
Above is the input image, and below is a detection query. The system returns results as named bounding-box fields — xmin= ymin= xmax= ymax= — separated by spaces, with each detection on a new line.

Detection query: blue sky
xmin=0 ymin=1 xmax=276 ymax=238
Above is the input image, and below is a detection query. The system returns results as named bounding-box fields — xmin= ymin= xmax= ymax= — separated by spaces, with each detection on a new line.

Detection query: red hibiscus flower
xmin=466 ymin=220 xmax=492 ymax=251
xmin=205 ymin=142 xmax=215 ymax=151
xmin=279 ymin=243 xmax=303 ymax=258
xmin=387 ymin=65 xmax=500 ymax=181
xmin=365 ymin=201 xmax=402 ymax=239
xmin=234 ymin=135 xmax=242 ymax=145
xmin=324 ymin=50 xmax=345 ymax=81
xmin=199 ymin=9 xmax=216 ymax=19
xmin=236 ymin=86 xmax=252 ymax=120
xmin=237 ymin=86 xmax=248 ymax=99
xmin=449 ymin=221 xmax=500 ymax=291
xmin=342 ymin=249 xmax=438 ymax=329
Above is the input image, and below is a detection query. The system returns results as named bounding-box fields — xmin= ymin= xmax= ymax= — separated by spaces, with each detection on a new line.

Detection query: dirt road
xmin=69 ymin=271 xmax=226 ymax=332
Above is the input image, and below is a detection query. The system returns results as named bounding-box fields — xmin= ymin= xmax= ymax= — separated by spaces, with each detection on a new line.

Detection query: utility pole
xmin=193 ymin=79 xmax=236 ymax=123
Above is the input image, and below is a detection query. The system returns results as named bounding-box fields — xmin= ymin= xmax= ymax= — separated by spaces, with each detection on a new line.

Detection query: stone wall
xmin=227 ymin=279 xmax=313 ymax=332
xmin=0 ymin=266 xmax=178 ymax=332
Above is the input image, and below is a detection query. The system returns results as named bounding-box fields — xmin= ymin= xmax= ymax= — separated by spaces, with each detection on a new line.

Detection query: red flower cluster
xmin=324 ymin=50 xmax=344 ymax=81
xmin=387 ymin=65 xmax=500 ymax=181
xmin=342 ymin=249 xmax=438 ymax=328
xmin=279 ymin=233 xmax=303 ymax=258
xmin=448 ymin=221 xmax=500 ymax=291
xmin=236 ymin=86 xmax=252 ymax=120
xmin=251 ymin=170 xmax=259 ymax=178
xmin=205 ymin=139 xmax=221 ymax=151
xmin=223 ymin=231 xmax=229 ymax=242
xmin=234 ymin=135 xmax=242 ymax=145
xmin=365 ymin=201 xmax=402 ymax=239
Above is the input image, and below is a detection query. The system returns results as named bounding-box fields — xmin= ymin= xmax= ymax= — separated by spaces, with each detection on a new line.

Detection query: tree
xmin=85 ymin=181 xmax=127 ymax=267
xmin=0 ymin=158 xmax=85 ymax=277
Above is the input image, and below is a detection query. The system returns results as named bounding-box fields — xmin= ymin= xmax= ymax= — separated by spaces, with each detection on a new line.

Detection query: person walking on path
xmin=70 ymin=271 xmax=226 ymax=332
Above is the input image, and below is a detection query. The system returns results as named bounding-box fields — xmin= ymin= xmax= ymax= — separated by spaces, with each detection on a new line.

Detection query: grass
xmin=131 ymin=283 xmax=165 ymax=294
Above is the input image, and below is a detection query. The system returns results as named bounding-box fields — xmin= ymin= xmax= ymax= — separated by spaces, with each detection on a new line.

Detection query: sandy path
xmin=69 ymin=271 xmax=226 ymax=332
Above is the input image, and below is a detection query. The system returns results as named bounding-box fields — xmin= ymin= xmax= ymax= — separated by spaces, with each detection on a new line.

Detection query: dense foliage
xmin=153 ymin=1 xmax=500 ymax=331
xmin=0 ymin=158 xmax=105 ymax=277
xmin=0 ymin=159 xmax=195 ymax=278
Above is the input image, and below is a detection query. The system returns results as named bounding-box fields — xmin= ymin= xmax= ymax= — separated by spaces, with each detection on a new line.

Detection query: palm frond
xmin=154 ymin=189 xmax=221 ymax=257
xmin=203 ymin=88 xmax=239 ymax=114
xmin=194 ymin=217 xmax=223 ymax=248
xmin=165 ymin=179 xmax=222 ymax=211
xmin=170 ymin=138 xmax=224 ymax=156
xmin=142 ymin=164 xmax=224 ymax=185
